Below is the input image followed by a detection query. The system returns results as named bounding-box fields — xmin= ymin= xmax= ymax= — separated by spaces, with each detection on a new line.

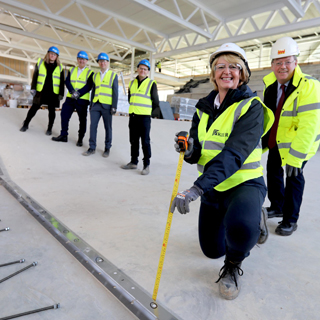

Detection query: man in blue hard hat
xmin=20 ymin=46 xmax=64 ymax=135
xmin=52 ymin=51 xmax=94 ymax=146
xmin=83 ymin=52 xmax=118 ymax=157
xmin=121 ymin=59 xmax=159 ymax=175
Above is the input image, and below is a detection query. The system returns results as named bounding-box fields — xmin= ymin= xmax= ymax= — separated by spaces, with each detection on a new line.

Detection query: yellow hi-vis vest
xmin=263 ymin=65 xmax=320 ymax=167
xmin=197 ymin=97 xmax=274 ymax=192
xmin=36 ymin=58 xmax=63 ymax=94
xmin=92 ymin=70 xmax=116 ymax=105
xmin=129 ymin=78 xmax=155 ymax=115
xmin=66 ymin=67 xmax=93 ymax=100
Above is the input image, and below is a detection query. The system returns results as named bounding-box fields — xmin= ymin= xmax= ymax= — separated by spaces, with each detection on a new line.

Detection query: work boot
xmin=141 ymin=166 xmax=150 ymax=175
xmin=20 ymin=122 xmax=28 ymax=132
xmin=52 ymin=135 xmax=68 ymax=142
xmin=45 ymin=129 xmax=52 ymax=136
xmin=266 ymin=207 xmax=283 ymax=219
xmin=216 ymin=260 xmax=243 ymax=300
xmin=83 ymin=148 xmax=95 ymax=156
xmin=121 ymin=162 xmax=137 ymax=169
xmin=102 ymin=149 xmax=110 ymax=158
xmin=275 ymin=221 xmax=298 ymax=236
xmin=257 ymin=207 xmax=269 ymax=244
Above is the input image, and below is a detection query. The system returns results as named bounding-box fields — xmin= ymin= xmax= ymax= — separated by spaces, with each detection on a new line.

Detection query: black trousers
xmin=128 ymin=114 xmax=151 ymax=167
xmin=266 ymin=146 xmax=306 ymax=223
xmin=198 ymin=184 xmax=264 ymax=263
xmin=24 ymin=96 xmax=59 ymax=130
xmin=60 ymin=97 xmax=89 ymax=140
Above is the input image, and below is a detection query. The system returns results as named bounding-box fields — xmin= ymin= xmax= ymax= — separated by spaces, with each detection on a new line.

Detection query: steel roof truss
xmin=133 ymin=0 xmax=213 ymax=39
xmin=283 ymin=0 xmax=304 ymax=17
xmin=0 ymin=0 xmax=155 ymax=52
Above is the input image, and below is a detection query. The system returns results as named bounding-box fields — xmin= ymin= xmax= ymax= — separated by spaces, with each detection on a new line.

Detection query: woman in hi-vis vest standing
xmin=171 ymin=43 xmax=274 ymax=300
xmin=20 ymin=46 xmax=64 ymax=135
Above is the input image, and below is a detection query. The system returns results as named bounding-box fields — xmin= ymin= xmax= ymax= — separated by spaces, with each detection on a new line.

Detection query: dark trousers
xmin=24 ymin=97 xmax=59 ymax=130
xmin=198 ymin=184 xmax=264 ymax=262
xmin=266 ymin=146 xmax=306 ymax=223
xmin=60 ymin=97 xmax=89 ymax=140
xmin=129 ymin=114 xmax=151 ymax=167
xmin=89 ymin=102 xmax=112 ymax=150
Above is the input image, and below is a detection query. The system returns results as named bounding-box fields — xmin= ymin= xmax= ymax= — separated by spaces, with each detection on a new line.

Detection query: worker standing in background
xmin=20 ymin=46 xmax=64 ymax=135
xmin=83 ymin=52 xmax=118 ymax=158
xmin=171 ymin=43 xmax=274 ymax=300
xmin=121 ymin=59 xmax=159 ymax=175
xmin=156 ymin=61 xmax=162 ymax=73
xmin=263 ymin=37 xmax=320 ymax=236
xmin=52 ymin=51 xmax=93 ymax=146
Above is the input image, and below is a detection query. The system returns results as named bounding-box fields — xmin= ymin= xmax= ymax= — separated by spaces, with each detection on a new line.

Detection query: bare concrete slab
xmin=0 ymin=107 xmax=320 ymax=320
xmin=0 ymin=185 xmax=137 ymax=320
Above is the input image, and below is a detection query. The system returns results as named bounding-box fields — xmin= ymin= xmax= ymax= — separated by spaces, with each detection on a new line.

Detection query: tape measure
xmin=151 ymin=151 xmax=185 ymax=304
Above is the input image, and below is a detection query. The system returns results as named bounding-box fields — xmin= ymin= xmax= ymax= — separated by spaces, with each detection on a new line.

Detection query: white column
xmin=259 ymin=44 xmax=263 ymax=69
xmin=27 ymin=62 xmax=31 ymax=85
xmin=130 ymin=47 xmax=135 ymax=81
xmin=149 ymin=53 xmax=155 ymax=79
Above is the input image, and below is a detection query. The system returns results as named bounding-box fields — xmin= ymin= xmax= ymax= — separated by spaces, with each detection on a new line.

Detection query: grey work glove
xmin=71 ymin=90 xmax=80 ymax=100
xmin=286 ymin=164 xmax=302 ymax=177
xmin=171 ymin=185 xmax=203 ymax=214
xmin=111 ymin=108 xmax=117 ymax=115
xmin=30 ymin=89 xmax=36 ymax=97
xmin=59 ymin=95 xmax=64 ymax=101
xmin=174 ymin=132 xmax=194 ymax=158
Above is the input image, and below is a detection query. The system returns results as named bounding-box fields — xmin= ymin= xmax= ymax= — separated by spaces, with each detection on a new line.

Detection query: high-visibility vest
xmin=36 ymin=58 xmax=63 ymax=94
xmin=66 ymin=67 xmax=93 ymax=100
xmin=92 ymin=70 xmax=116 ymax=105
xmin=129 ymin=78 xmax=155 ymax=115
xmin=263 ymin=65 xmax=320 ymax=167
xmin=197 ymin=96 xmax=274 ymax=192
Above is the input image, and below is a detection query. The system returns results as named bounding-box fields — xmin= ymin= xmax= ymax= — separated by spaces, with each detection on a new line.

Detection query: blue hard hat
xmin=48 ymin=46 xmax=59 ymax=56
xmin=137 ymin=59 xmax=150 ymax=70
xmin=96 ymin=52 xmax=109 ymax=62
xmin=77 ymin=51 xmax=89 ymax=60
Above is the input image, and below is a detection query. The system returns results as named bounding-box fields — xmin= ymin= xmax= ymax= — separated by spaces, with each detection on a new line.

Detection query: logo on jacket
xmin=278 ymin=49 xmax=285 ymax=55
xmin=212 ymin=129 xmax=229 ymax=137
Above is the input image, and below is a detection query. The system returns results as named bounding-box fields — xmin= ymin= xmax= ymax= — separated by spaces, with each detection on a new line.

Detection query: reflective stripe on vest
xmin=197 ymin=96 xmax=274 ymax=192
xmin=67 ymin=67 xmax=93 ymax=100
xmin=129 ymin=78 xmax=154 ymax=115
xmin=36 ymin=58 xmax=63 ymax=94
xmin=92 ymin=71 xmax=116 ymax=105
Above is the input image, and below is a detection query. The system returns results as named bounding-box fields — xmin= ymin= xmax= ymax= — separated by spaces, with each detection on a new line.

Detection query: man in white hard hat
xmin=262 ymin=37 xmax=320 ymax=236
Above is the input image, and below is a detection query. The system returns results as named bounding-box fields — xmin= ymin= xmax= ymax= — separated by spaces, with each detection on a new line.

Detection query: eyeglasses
xmin=214 ymin=63 xmax=242 ymax=71
xmin=272 ymin=61 xmax=295 ymax=67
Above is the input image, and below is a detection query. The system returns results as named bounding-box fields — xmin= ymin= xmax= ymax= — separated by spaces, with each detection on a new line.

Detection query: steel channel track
xmin=0 ymin=171 xmax=180 ymax=320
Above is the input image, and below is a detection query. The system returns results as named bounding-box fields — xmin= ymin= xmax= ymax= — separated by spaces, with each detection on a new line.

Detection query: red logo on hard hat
xmin=278 ymin=50 xmax=285 ymax=55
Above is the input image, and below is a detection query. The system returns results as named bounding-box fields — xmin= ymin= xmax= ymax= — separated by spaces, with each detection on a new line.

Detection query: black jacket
xmin=128 ymin=76 xmax=160 ymax=118
xmin=31 ymin=61 xmax=65 ymax=104
xmin=186 ymin=85 xmax=266 ymax=196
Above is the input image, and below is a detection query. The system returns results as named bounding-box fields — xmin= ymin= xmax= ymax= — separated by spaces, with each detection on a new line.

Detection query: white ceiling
xmin=1 ymin=0 xmax=320 ymax=89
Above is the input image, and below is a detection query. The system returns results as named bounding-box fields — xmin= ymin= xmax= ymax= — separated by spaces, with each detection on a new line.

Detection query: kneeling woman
xmin=171 ymin=43 xmax=274 ymax=300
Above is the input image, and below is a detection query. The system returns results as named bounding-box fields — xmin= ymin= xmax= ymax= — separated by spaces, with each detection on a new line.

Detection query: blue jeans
xmin=89 ymin=102 xmax=112 ymax=150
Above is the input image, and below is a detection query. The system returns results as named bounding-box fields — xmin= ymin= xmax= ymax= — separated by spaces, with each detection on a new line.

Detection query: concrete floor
xmin=0 ymin=107 xmax=319 ymax=320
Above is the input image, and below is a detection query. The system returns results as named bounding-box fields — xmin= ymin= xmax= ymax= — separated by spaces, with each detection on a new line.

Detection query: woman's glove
xmin=170 ymin=185 xmax=203 ymax=214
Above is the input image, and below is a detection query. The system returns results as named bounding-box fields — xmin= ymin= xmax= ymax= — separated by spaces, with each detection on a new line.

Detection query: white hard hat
xmin=270 ymin=37 xmax=300 ymax=60
xmin=209 ymin=43 xmax=247 ymax=67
